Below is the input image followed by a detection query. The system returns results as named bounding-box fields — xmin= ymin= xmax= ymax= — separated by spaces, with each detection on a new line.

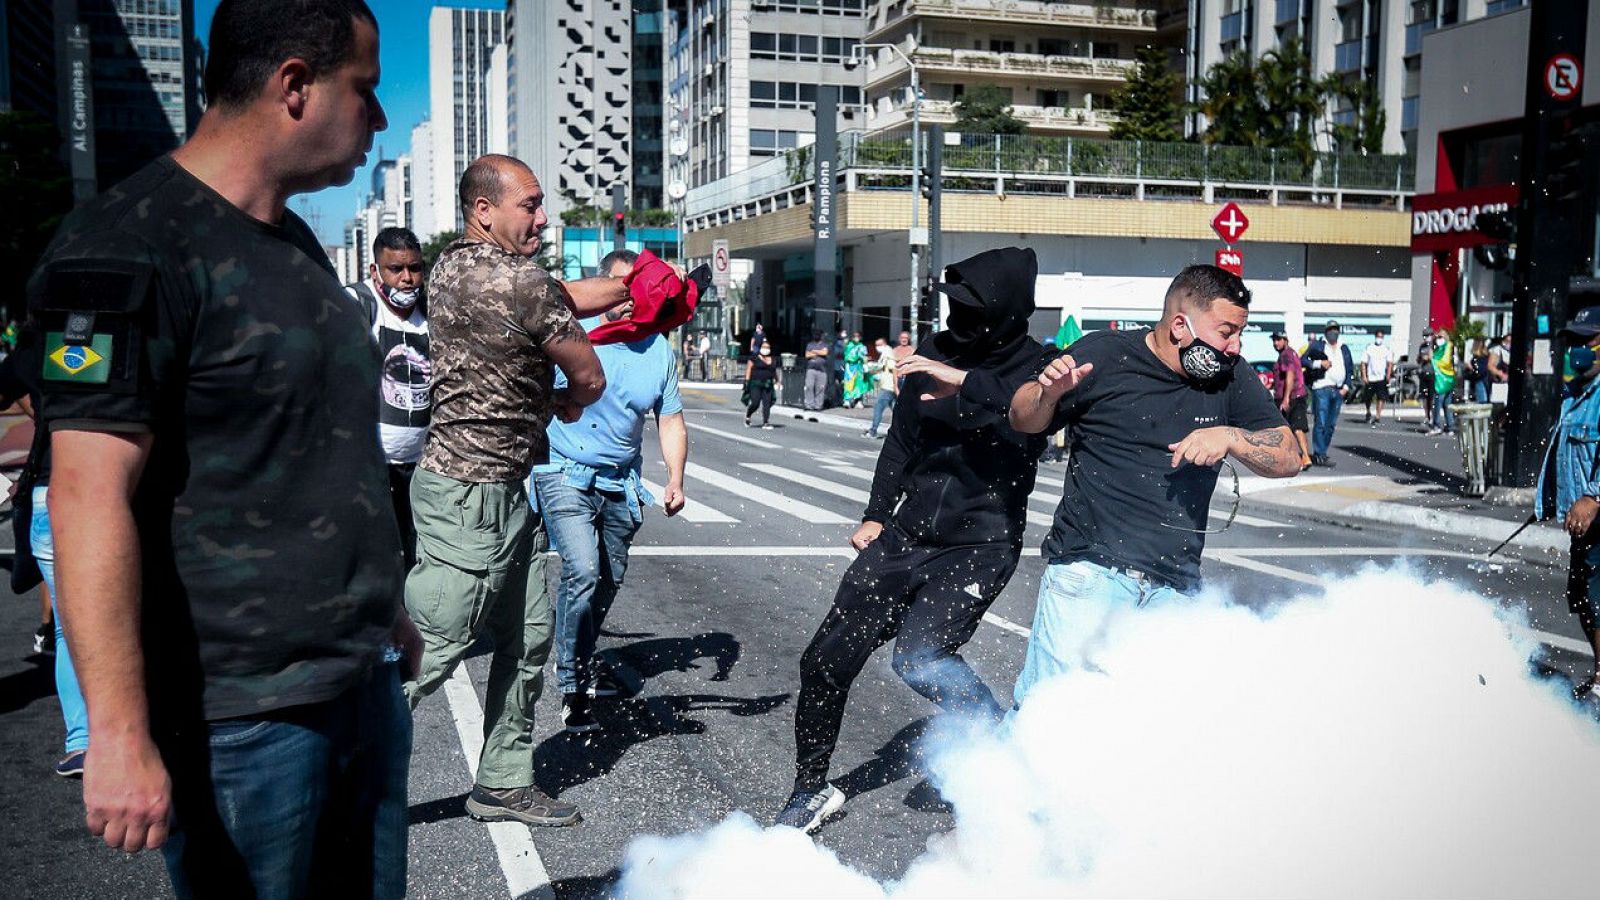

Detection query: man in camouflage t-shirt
xmin=405 ymin=155 xmax=609 ymax=828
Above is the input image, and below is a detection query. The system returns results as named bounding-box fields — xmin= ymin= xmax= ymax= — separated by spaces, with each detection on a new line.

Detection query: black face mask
xmin=1178 ymin=324 xmax=1232 ymax=387
xmin=946 ymin=302 xmax=988 ymax=349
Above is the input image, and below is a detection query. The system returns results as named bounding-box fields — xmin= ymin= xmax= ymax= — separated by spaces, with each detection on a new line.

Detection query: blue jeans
xmin=31 ymin=485 xmax=88 ymax=754
xmin=1472 ymin=379 xmax=1489 ymax=403
xmin=867 ymin=388 xmax=894 ymax=436
xmin=161 ymin=664 xmax=412 ymax=899
xmin=1311 ymin=386 xmax=1343 ymax=458
xmin=1013 ymin=559 xmax=1183 ymax=709
xmin=534 ymin=473 xmax=644 ymax=695
xmin=1434 ymin=391 xmax=1456 ymax=431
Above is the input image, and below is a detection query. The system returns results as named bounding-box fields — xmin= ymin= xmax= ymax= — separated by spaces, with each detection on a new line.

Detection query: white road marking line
xmin=640 ymin=477 xmax=739 ymax=523
xmin=631 ymin=545 xmax=857 ymax=558
xmin=1208 ymin=551 xmax=1592 ymax=656
xmin=688 ymin=422 xmax=781 ymax=450
xmin=982 ymin=612 xmax=1032 ymax=638
xmin=685 ymin=462 xmax=855 ymax=524
xmin=442 ymin=667 xmax=554 ymax=900
xmin=743 ymin=463 xmax=872 ymax=503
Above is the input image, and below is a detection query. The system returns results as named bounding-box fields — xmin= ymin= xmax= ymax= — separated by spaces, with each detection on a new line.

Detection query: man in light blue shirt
xmin=532 ymin=250 xmax=689 ymax=733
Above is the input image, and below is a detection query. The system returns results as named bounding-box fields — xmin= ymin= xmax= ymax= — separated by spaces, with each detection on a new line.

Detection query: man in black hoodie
xmin=775 ymin=247 xmax=1050 ymax=833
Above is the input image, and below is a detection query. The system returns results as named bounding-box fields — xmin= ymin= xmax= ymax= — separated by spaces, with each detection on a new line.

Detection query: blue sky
xmin=194 ymin=1 xmax=485 ymax=244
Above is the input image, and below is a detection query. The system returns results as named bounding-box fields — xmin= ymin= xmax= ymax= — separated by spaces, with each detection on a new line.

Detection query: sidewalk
xmin=1242 ymin=404 xmax=1562 ymax=559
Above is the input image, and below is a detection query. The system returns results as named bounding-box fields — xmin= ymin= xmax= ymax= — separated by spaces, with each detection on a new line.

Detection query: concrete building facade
xmin=1184 ymin=0 xmax=1530 ymax=157
xmin=860 ymin=0 xmax=1164 ymax=136
xmin=507 ymin=0 xmax=638 ymax=226
xmin=427 ymin=4 xmax=505 ymax=235
xmin=665 ymin=0 xmax=870 ymax=193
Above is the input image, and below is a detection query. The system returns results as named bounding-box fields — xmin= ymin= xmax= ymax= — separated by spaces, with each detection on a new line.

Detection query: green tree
xmin=1196 ymin=38 xmax=1323 ymax=165
xmin=421 ymin=230 xmax=462 ymax=269
xmin=1322 ymin=75 xmax=1387 ymax=154
xmin=1108 ymin=45 xmax=1184 ymax=142
xmin=0 ymin=112 xmax=72 ymax=322
xmin=953 ymin=85 xmax=1025 ymax=136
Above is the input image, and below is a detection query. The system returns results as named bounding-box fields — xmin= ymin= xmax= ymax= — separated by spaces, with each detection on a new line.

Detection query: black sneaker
xmin=562 ymin=692 xmax=601 ymax=733
xmin=53 ymin=749 xmax=86 ymax=779
xmin=32 ymin=621 xmax=53 ymax=656
xmin=465 ymin=784 xmax=580 ymax=827
xmin=774 ymin=784 xmax=844 ymax=833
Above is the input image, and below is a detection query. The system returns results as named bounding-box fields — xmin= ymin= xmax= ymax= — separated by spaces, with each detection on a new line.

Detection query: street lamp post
xmin=849 ymin=42 xmax=922 ymax=332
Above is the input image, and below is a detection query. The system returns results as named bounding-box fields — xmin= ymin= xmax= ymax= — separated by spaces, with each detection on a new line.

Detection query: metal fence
xmin=842 ymin=130 xmax=1414 ymax=192
xmin=684 ymin=129 xmax=1415 ymax=228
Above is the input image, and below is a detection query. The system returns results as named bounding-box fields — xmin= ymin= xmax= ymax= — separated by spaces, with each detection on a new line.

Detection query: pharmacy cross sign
xmin=1211 ymin=202 xmax=1250 ymax=244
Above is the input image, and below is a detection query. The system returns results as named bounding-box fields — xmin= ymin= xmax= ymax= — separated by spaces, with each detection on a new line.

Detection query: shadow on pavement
xmin=407 ymin=791 xmax=472 ymax=826
xmin=1339 ymin=443 xmax=1467 ymax=491
xmin=533 ymin=691 xmax=790 ymax=797
xmin=832 ymin=716 xmax=933 ymax=802
xmin=610 ymin=632 xmax=741 ymax=683
xmin=0 ymin=654 xmax=55 ymax=715
xmin=544 ymin=871 xmax=619 ymax=899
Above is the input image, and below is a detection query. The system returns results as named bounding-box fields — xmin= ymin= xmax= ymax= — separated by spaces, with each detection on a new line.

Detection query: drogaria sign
xmin=1410 ymin=185 xmax=1520 ymax=252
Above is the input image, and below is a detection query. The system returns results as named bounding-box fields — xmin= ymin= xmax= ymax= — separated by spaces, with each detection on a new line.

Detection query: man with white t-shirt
xmin=1359 ymin=330 xmax=1394 ymax=425
xmin=346 ymin=226 xmax=431 ymax=567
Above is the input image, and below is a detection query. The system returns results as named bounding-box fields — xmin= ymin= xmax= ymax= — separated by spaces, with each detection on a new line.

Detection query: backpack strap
xmin=345 ymin=281 xmax=380 ymax=327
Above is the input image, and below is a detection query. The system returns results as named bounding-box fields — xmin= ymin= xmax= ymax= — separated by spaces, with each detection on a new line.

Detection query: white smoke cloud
xmin=616 ymin=569 xmax=1600 ymax=900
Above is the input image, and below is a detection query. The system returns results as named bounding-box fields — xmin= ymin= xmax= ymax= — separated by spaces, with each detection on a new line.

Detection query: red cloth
xmin=587 ymin=250 xmax=699 ymax=345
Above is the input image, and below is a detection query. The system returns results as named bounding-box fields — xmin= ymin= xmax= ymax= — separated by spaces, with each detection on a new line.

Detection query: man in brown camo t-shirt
xmin=405 ymin=154 xmax=617 ymax=828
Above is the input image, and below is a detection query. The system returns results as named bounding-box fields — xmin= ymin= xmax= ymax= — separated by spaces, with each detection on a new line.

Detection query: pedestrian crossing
xmin=632 ymin=423 xmax=1300 ymax=532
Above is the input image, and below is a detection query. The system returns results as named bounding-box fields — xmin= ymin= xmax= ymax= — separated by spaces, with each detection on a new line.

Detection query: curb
xmin=1244 ymin=493 xmax=1566 ymax=561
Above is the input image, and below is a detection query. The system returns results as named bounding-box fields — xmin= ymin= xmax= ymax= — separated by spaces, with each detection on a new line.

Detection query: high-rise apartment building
xmin=75 ymin=0 xmax=203 ymax=185
xmin=5 ymin=1 xmax=203 ymax=193
xmin=666 ymin=0 xmax=870 ymax=192
xmin=338 ymin=154 xmax=413 ymax=284
xmin=427 ymin=4 xmax=505 ymax=234
xmin=507 ymin=0 xmax=640 ymax=225
xmin=410 ymin=119 xmax=436 ymax=240
xmin=860 ymin=0 xmax=1163 ymax=136
xmin=1184 ymin=0 xmax=1525 ymax=156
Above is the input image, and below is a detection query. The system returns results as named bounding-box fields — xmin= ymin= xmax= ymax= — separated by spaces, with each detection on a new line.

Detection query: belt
xmin=1071 ymin=553 xmax=1161 ymax=587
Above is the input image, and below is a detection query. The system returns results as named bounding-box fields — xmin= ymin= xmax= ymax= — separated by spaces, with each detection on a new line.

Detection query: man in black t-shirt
xmin=1007 ymin=266 xmax=1299 ymax=706
xmin=27 ymin=3 xmax=419 ymax=895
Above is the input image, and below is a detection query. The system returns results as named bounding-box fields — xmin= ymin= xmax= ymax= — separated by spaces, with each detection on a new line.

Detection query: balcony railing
xmin=684 ymin=130 xmax=1415 ymax=222
xmin=868 ymin=0 xmax=1157 ymax=37
xmin=1275 ymin=0 xmax=1302 ymax=24
xmin=867 ymin=99 xmax=1121 ymax=132
xmin=867 ymin=45 xmax=1139 ymax=86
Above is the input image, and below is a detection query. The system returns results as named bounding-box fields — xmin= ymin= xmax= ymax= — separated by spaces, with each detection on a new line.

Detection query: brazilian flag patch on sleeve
xmin=43 ymin=332 xmax=113 ymax=384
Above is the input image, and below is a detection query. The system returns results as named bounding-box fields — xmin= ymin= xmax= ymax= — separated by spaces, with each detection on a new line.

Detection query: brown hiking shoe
xmin=465 ymin=784 xmax=581 ymax=827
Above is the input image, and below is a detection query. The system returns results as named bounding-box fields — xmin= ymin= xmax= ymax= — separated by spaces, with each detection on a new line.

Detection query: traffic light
xmin=922 ymin=125 xmax=944 ymax=295
xmin=1474 ymin=209 xmax=1515 ymax=271
xmin=1545 ymin=119 xmax=1596 ymax=204
xmin=613 ymin=210 xmax=626 ymax=243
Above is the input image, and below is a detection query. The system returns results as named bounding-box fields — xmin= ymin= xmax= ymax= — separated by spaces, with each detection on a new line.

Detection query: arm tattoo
xmin=1238 ymin=428 xmax=1286 ymax=448
xmin=1241 ymin=449 xmax=1277 ymax=470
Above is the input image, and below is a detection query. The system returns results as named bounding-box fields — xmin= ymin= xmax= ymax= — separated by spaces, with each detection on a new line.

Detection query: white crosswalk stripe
xmin=743 ymin=463 xmax=871 ymax=503
xmin=685 ymin=462 xmax=854 ymax=524
xmin=640 ymin=477 xmax=738 ymax=523
xmin=688 ymin=422 xmax=780 ymax=450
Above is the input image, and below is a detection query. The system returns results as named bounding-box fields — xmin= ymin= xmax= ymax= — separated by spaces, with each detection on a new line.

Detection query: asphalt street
xmin=0 ymin=387 xmax=1591 ymax=899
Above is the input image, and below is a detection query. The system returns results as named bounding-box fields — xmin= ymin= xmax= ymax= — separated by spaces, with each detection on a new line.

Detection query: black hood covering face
xmin=931 ymin=247 xmax=1038 ymax=367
